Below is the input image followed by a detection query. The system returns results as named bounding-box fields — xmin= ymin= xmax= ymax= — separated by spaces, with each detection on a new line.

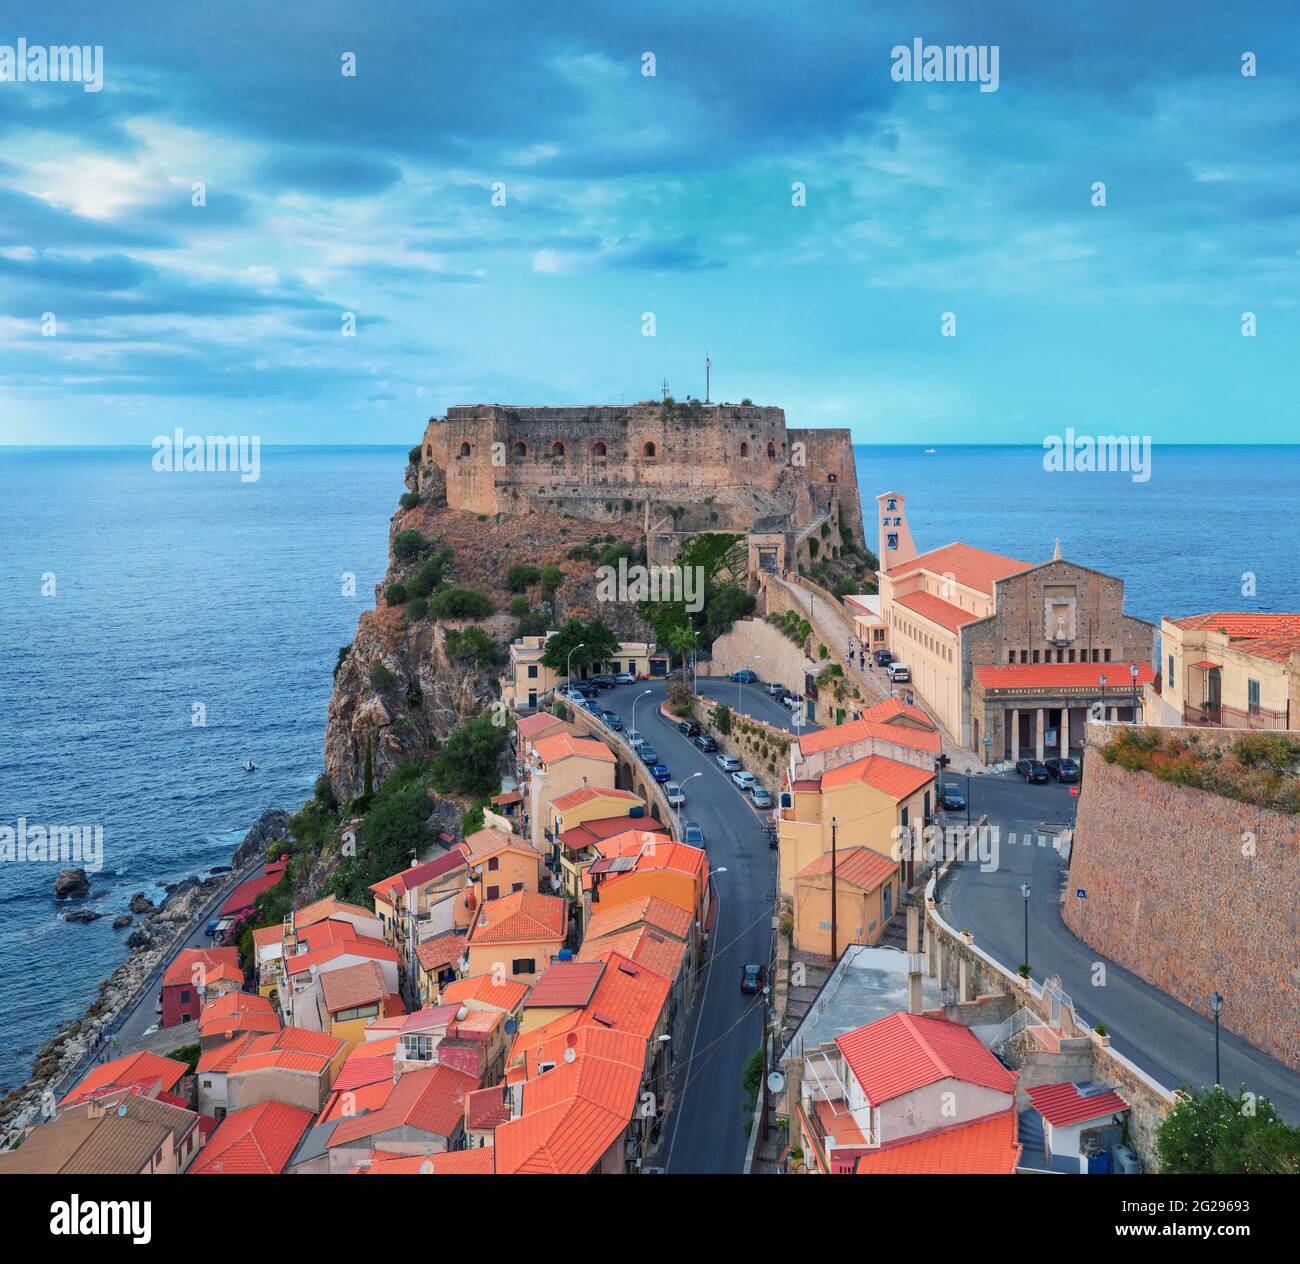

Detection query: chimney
xmin=906 ymin=904 xmax=923 ymax=1015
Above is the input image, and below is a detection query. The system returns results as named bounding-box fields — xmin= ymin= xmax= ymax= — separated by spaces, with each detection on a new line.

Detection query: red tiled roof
xmin=557 ymin=815 xmax=668 ymax=853
xmin=859 ymin=697 xmax=936 ymax=729
xmin=895 ymin=590 xmax=982 ymax=633
xmin=1225 ymin=634 xmax=1300 ymax=664
xmin=821 ymin=753 xmax=934 ymax=800
xmin=295 ymin=896 xmax=374 ymax=928
xmin=794 ymin=846 xmax=898 ymax=893
xmin=327 ymin=1064 xmax=480 ymax=1148
xmin=465 ymin=1085 xmax=512 ymax=1131
xmin=61 ymin=1051 xmax=188 ymax=1106
xmin=197 ymin=1034 xmax=257 ymax=1075
xmin=1189 ymin=659 xmax=1220 ymax=670
xmin=532 ymin=733 xmax=617 ymax=765
xmin=855 ymin=1111 xmax=1021 ymax=1174
xmin=1168 ymin=612 xmax=1300 ymax=638
xmin=1026 ymin=1081 xmax=1128 ymax=1127
xmin=163 ymin=946 xmax=241 ymax=990
xmin=320 ymin=960 xmax=391 ymax=1014
xmin=219 ymin=871 xmax=283 ymax=917
xmin=440 ymin=974 xmax=530 ymax=1012
xmin=284 ymin=938 xmax=398 ymax=976
xmin=799 ymin=716 xmax=940 ymax=758
xmin=333 ymin=1050 xmax=396 ymax=1093
xmin=296 ymin=917 xmax=361 ymax=951
xmin=415 ymin=931 xmax=467 ymax=974
xmin=457 ymin=827 xmax=539 ymax=865
xmin=515 ymin=711 xmax=569 ymax=740
xmin=228 ymin=1027 xmax=345 ymax=1077
xmin=358 ymin=1147 xmax=496 ymax=1174
xmin=835 ymin=1013 xmax=1016 ymax=1105
xmin=469 ymin=891 xmax=566 ymax=946
xmin=370 ymin=851 xmax=466 ymax=899
xmin=886 ymin=542 xmax=1032 ymax=595
xmin=525 ymin=961 xmax=606 ymax=1009
xmin=190 ymin=1100 xmax=315 ymax=1174
xmin=551 ymin=785 xmax=642 ymax=813
xmin=198 ymin=990 xmax=279 ymax=1039
xmin=582 ymin=894 xmax=694 ymax=943
xmin=577 ymin=926 xmax=688 ymax=982
xmin=973 ymin=663 xmax=1155 ymax=691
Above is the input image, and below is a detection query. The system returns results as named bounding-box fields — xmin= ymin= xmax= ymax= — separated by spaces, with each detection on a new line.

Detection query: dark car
xmin=684 ymin=822 xmax=705 ymax=847
xmin=576 ymin=682 xmax=600 ymax=699
xmin=651 ymin=762 xmax=671 ymax=783
xmin=1016 ymin=758 xmax=1050 ymax=784
xmin=693 ymin=734 xmax=718 ymax=753
xmin=589 ymin=674 xmax=616 ymax=688
xmin=938 ymin=782 xmax=966 ymax=811
xmin=740 ymin=963 xmax=767 ymax=994
xmin=1045 ymin=757 xmax=1080 ymax=783
xmin=600 ymin=710 xmax=623 ymax=731
xmin=873 ymin=648 xmax=893 ymax=668
xmin=729 ymin=668 xmax=758 ymax=684
xmin=639 ymin=745 xmax=659 ymax=766
xmin=677 ymin=718 xmax=701 ymax=737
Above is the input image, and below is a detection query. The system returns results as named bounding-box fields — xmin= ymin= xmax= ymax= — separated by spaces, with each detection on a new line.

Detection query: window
xmin=486 ymin=884 xmax=499 ymax=900
xmin=487 ymin=856 xmax=499 ymax=871
xmin=1103 ymin=648 xmax=1112 ymax=662
xmin=551 ymin=440 xmax=565 ymax=458
xmin=1032 ymin=650 xmax=1039 ymax=663
xmin=1168 ymin=654 xmax=1175 ymax=686
xmin=405 ymin=1034 xmax=434 ymax=1061
xmin=513 ymin=441 xmax=527 ymax=458
xmin=511 ymin=957 xmax=536 ymax=976
xmin=1248 ymin=678 xmax=1261 ymax=714
xmin=179 ymin=990 xmax=190 ymax=1003
xmin=886 ymin=497 xmax=897 ymax=511
xmin=887 ymin=532 xmax=898 ymax=550
xmin=740 ymin=441 xmax=749 ymax=457
xmin=459 ymin=441 xmax=472 ymax=457
xmin=643 ymin=441 xmax=657 ymax=457
xmin=592 ymin=441 xmax=607 ymax=457
xmin=767 ymin=441 xmax=777 ymax=458
xmin=527 ymin=664 xmax=538 ymax=678
xmin=511 ymin=881 xmax=524 ymax=893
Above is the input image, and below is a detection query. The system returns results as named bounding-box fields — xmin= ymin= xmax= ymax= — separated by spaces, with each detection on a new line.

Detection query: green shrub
xmin=407 ymin=597 xmax=428 ymax=620
xmin=408 ymin=445 xmax=423 ymax=465
xmin=428 ymin=587 xmax=494 ymax=620
xmin=368 ymin=664 xmax=398 ymax=693
xmin=446 ymin=626 xmax=500 ymax=667
xmin=386 ymin=581 xmax=409 ymax=606
xmin=393 ymin=528 xmax=427 ymax=561
xmin=399 ymin=491 xmax=420 ymax=510
xmin=506 ymin=563 xmax=542 ymax=593
xmin=433 ymin=714 xmax=510 ymax=798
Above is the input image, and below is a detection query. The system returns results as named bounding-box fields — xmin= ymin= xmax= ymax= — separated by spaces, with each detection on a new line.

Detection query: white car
xmin=627 ymin=729 xmax=645 ymax=751
xmin=665 ymin=782 xmax=685 ymax=808
xmin=731 ymin=770 xmax=756 ymax=792
xmin=561 ymin=687 xmax=585 ymax=702
xmin=613 ymin=672 xmax=636 ymax=684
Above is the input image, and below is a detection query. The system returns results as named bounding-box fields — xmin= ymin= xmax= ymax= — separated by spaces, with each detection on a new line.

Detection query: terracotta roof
xmin=198 ymin=990 xmax=279 ymax=1039
xmin=219 ymin=870 xmax=283 ymax=916
xmin=284 ymin=938 xmax=398 ymax=976
xmin=515 ymin=711 xmax=569 ymax=740
xmin=973 ymin=663 xmax=1155 ymax=691
xmin=359 ymin=1147 xmax=496 ymax=1174
xmin=583 ymin=894 xmax=694 ymax=943
xmin=1189 ymin=659 xmax=1220 ymax=670
xmin=228 ymin=1027 xmax=345 ymax=1077
xmin=551 ymin=785 xmax=641 ymax=813
xmin=61 ymin=1051 xmax=188 ymax=1106
xmin=465 ymin=1085 xmax=513 ymax=1131
xmin=557 ymin=815 xmax=668 ymax=853
xmin=297 ymin=917 xmax=361 ymax=951
xmin=895 ymin=590 xmax=982 ymax=633
xmin=320 ymin=960 xmax=391 ymax=1014
xmin=794 ymin=846 xmax=898 ymax=893
xmin=532 ymin=733 xmax=617 ymax=766
xmin=821 ymin=754 xmax=935 ymax=800
xmin=859 ymin=697 xmax=936 ymax=729
xmin=191 ymin=1100 xmax=315 ymax=1174
xmin=322 ymin=1078 xmax=393 ymax=1123
xmin=327 ymin=1064 xmax=479 ymax=1148
xmin=470 ymin=890 xmax=567 ymax=946
xmin=370 ymin=850 xmax=466 ymax=899
xmin=799 ymin=716 xmax=940 ymax=758
xmin=1026 ymin=1081 xmax=1128 ymax=1127
xmin=458 ymin=826 xmax=539 ymax=865
xmin=333 ymin=1049 xmax=396 ymax=1093
xmin=0 ymin=1095 xmax=197 ymax=1174
xmin=1168 ymin=612 xmax=1300 ymax=637
xmin=885 ymin=542 xmax=1032 ymax=595
xmin=1224 ymin=634 xmax=1300 ymax=664
xmin=440 ymin=974 xmax=530 ymax=1012
xmin=855 ymin=1110 xmax=1021 ymax=1174
xmin=415 ymin=931 xmax=467 ymax=974
xmin=163 ymin=946 xmax=241 ymax=990
xmin=197 ymin=1033 xmax=258 ymax=1075
xmin=578 ymin=926 xmax=688 ymax=982
xmin=836 ymin=1013 xmax=1016 ymax=1105
xmin=528 ymin=951 xmax=668 ymax=1046
xmin=491 ymin=790 xmax=523 ymax=805
xmin=525 ymin=961 xmax=606 ymax=1009
xmin=252 ymin=925 xmax=283 ymax=950
xmin=295 ymin=895 xmax=374 ymax=928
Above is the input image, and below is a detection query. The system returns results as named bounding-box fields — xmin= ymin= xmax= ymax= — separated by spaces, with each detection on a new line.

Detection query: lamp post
xmin=1020 ymin=883 xmax=1031 ymax=972
xmin=1130 ymin=661 xmax=1140 ymax=722
xmin=1210 ymin=991 xmax=1223 ymax=1086
xmin=965 ymin=770 xmax=972 ymax=828
xmin=566 ymin=641 xmax=586 ymax=691
xmin=830 ymin=816 xmax=838 ymax=962
xmin=1099 ymin=674 xmax=1107 ymax=722
xmin=680 ymin=771 xmax=703 ymax=825
xmin=631 ymin=688 xmax=652 ymax=738
xmin=691 ymin=629 xmax=699 ymax=694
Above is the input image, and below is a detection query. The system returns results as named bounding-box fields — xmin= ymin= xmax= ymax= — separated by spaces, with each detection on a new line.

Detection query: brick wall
xmin=1063 ymin=723 xmax=1300 ymax=1070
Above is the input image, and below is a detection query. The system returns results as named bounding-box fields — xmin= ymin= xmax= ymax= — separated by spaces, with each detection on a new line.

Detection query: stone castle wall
xmin=1063 ymin=722 xmax=1300 ymax=1070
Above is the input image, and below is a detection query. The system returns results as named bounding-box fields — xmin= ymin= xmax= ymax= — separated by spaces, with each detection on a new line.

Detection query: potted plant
xmin=1017 ymin=963 xmax=1032 ymax=979
xmin=959 ymin=928 xmax=974 ymax=945
xmin=1093 ymin=1022 xmax=1111 ymax=1046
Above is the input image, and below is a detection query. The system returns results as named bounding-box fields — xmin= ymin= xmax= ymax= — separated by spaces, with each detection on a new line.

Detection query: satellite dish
xmin=456 ymin=1006 xmax=468 ymax=1021
xmin=766 ymin=1071 xmax=786 ymax=1095
xmin=117 ymin=1103 xmax=128 ymax=1117
xmin=504 ymin=1018 xmax=517 ymax=1035
xmin=563 ymin=1047 xmax=576 ymax=1063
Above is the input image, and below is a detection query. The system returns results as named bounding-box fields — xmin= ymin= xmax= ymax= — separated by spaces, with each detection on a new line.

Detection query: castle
xmin=416 ymin=401 xmax=864 ymax=570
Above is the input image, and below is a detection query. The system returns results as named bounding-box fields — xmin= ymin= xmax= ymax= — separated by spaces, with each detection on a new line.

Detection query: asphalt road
xmin=942 ymin=771 xmax=1300 ymax=1124
xmin=595 ymin=679 xmax=776 ymax=1173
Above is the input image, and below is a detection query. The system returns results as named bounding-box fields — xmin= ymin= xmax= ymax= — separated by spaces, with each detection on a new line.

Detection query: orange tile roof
xmin=1168 ymin=611 xmax=1300 ymax=638
xmin=333 ymin=1046 xmax=396 ymax=1093
xmin=895 ymin=590 xmax=982 ymax=633
xmin=197 ymin=1034 xmax=258 ymax=1075
xmin=1224 ymin=634 xmax=1300 ymax=664
xmin=531 ymin=952 xmax=669 ymax=1045
xmin=855 ymin=1110 xmax=1021 ymax=1174
xmin=327 ymin=1064 xmax=480 ymax=1148
xmin=295 ymin=895 xmax=374 ymax=929
xmin=190 ymin=1100 xmax=315 ymax=1174
xmin=886 ymin=542 xmax=1032 ymax=595
xmin=582 ymin=894 xmax=694 ymax=943
xmin=515 ymin=711 xmax=569 ymax=741
xmin=229 ymin=1027 xmax=345 ymax=1077
xmin=794 ymin=846 xmax=898 ymax=893
xmin=799 ymin=716 xmax=940 ymax=758
xmin=836 ymin=1013 xmax=1016 ymax=1105
xmin=973 ymin=663 xmax=1155 ymax=691
xmin=370 ymin=850 xmax=467 ymax=899
xmin=359 ymin=1147 xmax=496 ymax=1174
xmin=320 ymin=959 xmax=391 ymax=1014
xmin=1025 ymin=1081 xmax=1128 ymax=1126
xmin=323 ymin=1078 xmax=393 ymax=1122
xmin=469 ymin=890 xmax=566 ymax=946
xmin=198 ymin=990 xmax=279 ymax=1039
xmin=577 ymin=927 xmax=688 ymax=982
xmin=252 ymin=925 xmax=283 ymax=950
xmin=415 ymin=931 xmax=467 ymax=974
xmin=821 ymin=753 xmax=935 ymax=800
xmin=458 ymin=826 xmax=539 ymax=865
xmin=550 ymin=785 xmax=642 ymax=813
xmin=283 ymin=937 xmax=398 ymax=976
xmin=163 ymin=946 xmax=241 ymax=990
xmin=859 ymin=697 xmax=936 ymax=729
xmin=297 ymin=917 xmax=361 ymax=951
xmin=440 ymin=973 xmax=530 ymax=1011
xmin=515 ymin=1024 xmax=647 ymax=1083
xmin=532 ymin=733 xmax=617 ymax=766
xmin=525 ymin=961 xmax=606 ymax=1009
xmin=61 ymin=1051 xmax=188 ymax=1106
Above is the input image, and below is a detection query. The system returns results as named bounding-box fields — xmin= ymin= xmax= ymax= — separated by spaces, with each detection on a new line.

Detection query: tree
xmin=505 ymin=563 xmax=542 ymax=593
xmin=540 ymin=618 xmax=620 ymax=674
xmin=386 ymin=581 xmax=409 ymax=606
xmin=393 ymin=528 xmax=427 ymax=561
xmin=540 ymin=564 xmax=564 ymax=597
xmin=445 ymin=626 xmax=500 ymax=667
xmin=427 ymin=587 xmax=494 ymax=620
xmin=715 ymin=703 xmax=732 ymax=736
xmin=1156 ymin=1084 xmax=1300 ymax=1174
xmin=433 ymin=714 xmax=510 ymax=798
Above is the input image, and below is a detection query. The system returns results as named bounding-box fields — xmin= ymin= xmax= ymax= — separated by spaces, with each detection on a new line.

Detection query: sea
xmin=0 ymin=442 xmax=1297 ymax=1093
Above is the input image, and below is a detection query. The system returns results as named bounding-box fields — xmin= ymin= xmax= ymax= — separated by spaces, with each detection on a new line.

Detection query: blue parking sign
xmin=1075 ymin=888 xmax=1086 ymax=899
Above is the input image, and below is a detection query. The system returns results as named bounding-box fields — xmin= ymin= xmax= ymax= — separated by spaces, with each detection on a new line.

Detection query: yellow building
xmin=318 ymin=960 xmax=402 ymax=1054
xmin=507 ymin=632 xmax=661 ymax=711
xmin=1160 ymin=612 xmax=1300 ymax=730
xmin=464 ymin=890 xmax=568 ymax=985
xmin=459 ymin=826 xmax=545 ymax=902
xmin=526 ymin=733 xmax=618 ymax=850
xmin=791 ymin=847 xmax=901 ymax=957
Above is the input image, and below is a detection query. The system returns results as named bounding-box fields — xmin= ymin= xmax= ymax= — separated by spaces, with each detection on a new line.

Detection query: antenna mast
xmin=705 ymin=353 xmax=711 ymax=404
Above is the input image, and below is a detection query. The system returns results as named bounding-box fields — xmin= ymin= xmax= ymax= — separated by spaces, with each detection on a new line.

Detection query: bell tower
xmin=877 ymin=491 xmax=917 ymax=570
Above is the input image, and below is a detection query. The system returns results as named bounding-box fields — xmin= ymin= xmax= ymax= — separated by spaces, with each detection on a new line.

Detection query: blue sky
xmin=1 ymin=0 xmax=1297 ymax=444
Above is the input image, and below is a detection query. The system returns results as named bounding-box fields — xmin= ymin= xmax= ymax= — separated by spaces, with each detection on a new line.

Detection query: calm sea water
xmin=0 ymin=442 xmax=1296 ymax=1092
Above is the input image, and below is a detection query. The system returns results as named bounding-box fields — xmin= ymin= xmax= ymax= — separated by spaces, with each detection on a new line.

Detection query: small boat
xmin=924 ymin=448 xmax=937 ymax=454
xmin=244 ymin=759 xmax=257 ymax=772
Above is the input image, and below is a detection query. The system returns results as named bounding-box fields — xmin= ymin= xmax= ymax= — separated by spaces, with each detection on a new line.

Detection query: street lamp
xmin=691 ymin=629 xmax=699 ymax=694
xmin=566 ymin=641 xmax=586 ymax=691
xmin=965 ymin=769 xmax=972 ymax=828
xmin=1130 ymin=661 xmax=1140 ymax=722
xmin=631 ymin=688 xmax=652 ymax=737
xmin=1020 ymin=883 xmax=1031 ymax=972
xmin=1210 ymin=991 xmax=1224 ymax=1086
xmin=680 ymin=771 xmax=703 ymax=824
xmin=1099 ymin=674 xmax=1107 ymax=722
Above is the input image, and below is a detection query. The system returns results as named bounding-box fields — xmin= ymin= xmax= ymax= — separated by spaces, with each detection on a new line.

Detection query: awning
xmin=1190 ymin=660 xmax=1220 ymax=670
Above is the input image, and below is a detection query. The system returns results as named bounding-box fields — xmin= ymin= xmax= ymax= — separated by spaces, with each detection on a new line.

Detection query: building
xmin=458 ymin=826 xmax=544 ymax=902
xmin=414 ymin=930 xmax=469 ymax=1005
xmin=190 ymin=1098 xmax=316 ymax=1175
xmin=526 ymin=732 xmax=619 ymax=850
xmin=279 ymin=938 xmax=401 ymax=1031
xmin=507 ymin=632 xmax=660 ymax=710
xmin=875 ymin=491 xmax=1156 ymax=760
xmin=161 ymin=947 xmax=242 ymax=1028
xmin=318 ymin=959 xmax=405 ymax=1049
xmin=1159 ymin=612 xmax=1300 ymax=729
xmin=1022 ymin=1081 xmax=1130 ymax=1174
xmin=844 ymin=593 xmax=886 ymax=655
xmin=465 ymin=890 xmax=568 ymax=984
xmin=585 ymin=837 xmax=711 ymax=933
xmin=226 ymin=1026 xmax=347 ymax=1114
xmin=790 ymin=847 xmax=902 ymax=958
xmin=370 ymin=850 xmax=473 ymax=1000
xmin=59 ymin=1051 xmax=190 ymax=1108
xmin=197 ymin=990 xmax=280 ymax=1048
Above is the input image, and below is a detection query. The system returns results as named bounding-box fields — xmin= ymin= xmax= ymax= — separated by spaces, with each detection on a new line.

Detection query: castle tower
xmin=877 ymin=491 xmax=917 ymax=571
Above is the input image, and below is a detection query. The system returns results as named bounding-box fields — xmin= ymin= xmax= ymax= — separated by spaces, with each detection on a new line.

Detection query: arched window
xmin=513 ymin=441 xmax=527 ymax=458
xmin=740 ymin=442 xmax=750 ymax=458
xmin=643 ymin=441 xmax=656 ymax=458
xmin=767 ymin=441 xmax=777 ymax=459
xmin=551 ymin=440 xmax=566 ymax=458
xmin=592 ymin=441 xmax=608 ymax=457
xmin=459 ymin=442 xmax=472 ymax=457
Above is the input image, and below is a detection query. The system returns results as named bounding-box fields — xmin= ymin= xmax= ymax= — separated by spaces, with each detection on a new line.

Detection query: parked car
xmin=716 ymin=753 xmax=742 ymax=773
xmin=1016 ymin=758 xmax=1050 ymax=784
xmin=786 ymin=693 xmax=805 ymax=711
xmin=693 ymin=733 xmax=718 ymax=753
xmin=731 ymin=770 xmax=756 ymax=792
xmin=751 ymin=786 xmax=773 ymax=809
xmin=886 ymin=662 xmax=910 ymax=684
xmin=666 ymin=667 xmax=690 ymax=682
xmin=740 ymin=963 xmax=767 ymax=994
xmin=601 ymin=710 xmax=623 ymax=730
xmin=651 ymin=763 xmax=672 ymax=783
xmin=1045 ymin=757 xmax=1080 ymax=783
xmin=763 ymin=680 xmax=786 ymax=697
xmin=729 ymin=668 xmax=758 ymax=684
xmin=204 ymin=918 xmax=221 ymax=937
xmin=939 ymin=782 xmax=966 ymax=811
xmin=561 ymin=687 xmax=585 ymax=702
xmin=583 ymin=699 xmax=605 ymax=715
xmin=684 ymin=823 xmax=705 ymax=847
xmin=613 ymin=672 xmax=636 ymax=684
xmin=873 ymin=648 xmax=893 ymax=667
xmin=677 ymin=718 xmax=701 ymax=737
xmin=590 ymin=675 xmax=616 ymax=688
xmin=639 ymin=744 xmax=659 ymax=766
xmin=577 ymin=682 xmax=600 ymax=699
xmin=772 ymin=686 xmax=793 ymax=705
xmin=627 ymin=729 xmax=644 ymax=751
xmin=665 ymin=782 xmax=685 ymax=808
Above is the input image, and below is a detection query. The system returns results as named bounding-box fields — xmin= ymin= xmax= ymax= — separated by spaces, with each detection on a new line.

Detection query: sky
xmin=1 ymin=0 xmax=1297 ymax=445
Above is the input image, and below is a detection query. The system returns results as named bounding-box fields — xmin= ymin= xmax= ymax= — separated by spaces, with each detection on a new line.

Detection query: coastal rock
xmin=111 ymin=915 xmax=133 ymax=930
xmin=128 ymin=892 xmax=155 ymax=914
xmin=63 ymin=908 xmax=101 ymax=924
xmin=53 ymin=868 xmax=91 ymax=900
xmin=126 ymin=928 xmax=153 ymax=950
xmin=232 ymin=808 xmax=291 ymax=869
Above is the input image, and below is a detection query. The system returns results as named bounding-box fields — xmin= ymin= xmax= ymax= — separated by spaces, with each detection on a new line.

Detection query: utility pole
xmin=705 ymin=353 xmax=711 ymax=404
xmin=830 ymin=816 xmax=838 ymax=962
xmin=661 ymin=377 xmax=670 ymax=401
